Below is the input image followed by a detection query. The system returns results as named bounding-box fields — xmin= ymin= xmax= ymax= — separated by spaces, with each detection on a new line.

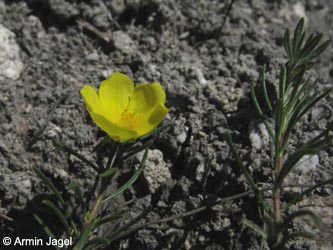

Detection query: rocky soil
xmin=0 ymin=0 xmax=332 ymax=249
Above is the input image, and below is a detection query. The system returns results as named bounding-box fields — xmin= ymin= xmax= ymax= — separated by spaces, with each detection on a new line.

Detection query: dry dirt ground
xmin=0 ymin=0 xmax=332 ymax=249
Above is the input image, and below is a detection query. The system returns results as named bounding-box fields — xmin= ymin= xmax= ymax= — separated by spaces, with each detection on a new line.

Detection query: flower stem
xmin=85 ymin=189 xmax=106 ymax=225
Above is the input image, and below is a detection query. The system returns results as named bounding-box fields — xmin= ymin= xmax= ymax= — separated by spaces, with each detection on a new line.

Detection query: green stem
xmin=274 ymin=152 xmax=284 ymax=221
xmin=85 ymin=189 xmax=106 ymax=225
xmin=273 ymin=133 xmax=285 ymax=246
xmin=74 ymin=141 xmax=122 ymax=250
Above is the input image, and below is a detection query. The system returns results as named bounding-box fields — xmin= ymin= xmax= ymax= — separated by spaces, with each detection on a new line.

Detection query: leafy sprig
xmin=33 ymin=127 xmax=164 ymax=250
xmin=227 ymin=18 xmax=332 ymax=249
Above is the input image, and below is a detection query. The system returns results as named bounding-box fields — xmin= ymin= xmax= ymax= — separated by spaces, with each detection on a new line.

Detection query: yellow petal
xmin=148 ymin=103 xmax=169 ymax=125
xmin=128 ymin=83 xmax=166 ymax=114
xmin=135 ymin=103 xmax=169 ymax=137
xmin=89 ymin=112 xmax=137 ymax=142
xmin=99 ymin=72 xmax=134 ymax=122
xmin=80 ymin=85 xmax=104 ymax=115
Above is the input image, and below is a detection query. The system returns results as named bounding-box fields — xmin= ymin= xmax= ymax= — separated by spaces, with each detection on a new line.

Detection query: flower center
xmin=118 ymin=109 xmax=139 ymax=130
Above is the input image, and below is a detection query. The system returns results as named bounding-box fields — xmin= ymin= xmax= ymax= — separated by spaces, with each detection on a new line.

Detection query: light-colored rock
xmin=113 ymin=31 xmax=136 ymax=53
xmin=0 ymin=24 xmax=24 ymax=80
xmin=249 ymin=122 xmax=270 ymax=150
xmin=195 ymin=162 xmax=205 ymax=182
xmin=137 ymin=149 xmax=171 ymax=193
xmin=294 ymin=154 xmax=319 ymax=174
xmin=109 ymin=0 xmax=126 ymax=15
xmin=293 ymin=2 xmax=306 ymax=20
xmin=46 ymin=123 xmax=62 ymax=138
xmin=194 ymin=67 xmax=207 ymax=86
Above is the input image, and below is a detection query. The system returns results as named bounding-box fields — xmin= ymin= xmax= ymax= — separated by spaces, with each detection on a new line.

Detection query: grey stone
xmin=0 ymin=24 xmax=24 ymax=80
xmin=136 ymin=149 xmax=171 ymax=193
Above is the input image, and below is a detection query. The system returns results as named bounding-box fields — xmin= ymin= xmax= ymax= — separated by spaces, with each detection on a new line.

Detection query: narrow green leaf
xmin=33 ymin=167 xmax=65 ymax=206
xmin=274 ymin=99 xmax=284 ymax=141
xmin=99 ymin=167 xmax=118 ymax=178
xmin=102 ymin=148 xmax=149 ymax=204
xmin=226 ymin=132 xmax=272 ymax=214
xmin=251 ymin=80 xmax=263 ymax=116
xmin=283 ymin=28 xmax=293 ymax=62
xmin=302 ymin=33 xmax=314 ymax=50
xmin=279 ymin=132 xmax=332 ymax=191
xmin=300 ymin=76 xmax=318 ymax=101
xmin=106 ymin=205 xmax=152 ymax=243
xmin=68 ymin=182 xmax=86 ymax=212
xmin=121 ymin=139 xmax=153 ymax=162
xmin=284 ymin=67 xmax=306 ymax=107
xmin=278 ymin=210 xmax=322 ymax=234
xmin=308 ymin=134 xmax=333 ymax=151
xmin=250 ymin=80 xmax=275 ymax=140
xmin=53 ymin=139 xmax=99 ymax=172
xmin=261 ymin=65 xmax=273 ymax=111
xmin=288 ymin=62 xmax=307 ymax=86
xmin=279 ymin=66 xmax=287 ymax=101
xmin=299 ymin=33 xmax=322 ymax=60
xmin=294 ymin=90 xmax=329 ymax=126
xmin=276 ymin=230 xmax=315 ymax=249
xmin=74 ymin=221 xmax=95 ymax=250
xmin=305 ymin=39 xmax=331 ymax=62
xmin=242 ymin=217 xmax=267 ymax=239
xmin=33 ymin=214 xmax=58 ymax=243
xmin=274 ymin=147 xmax=318 ymax=191
xmin=42 ymin=200 xmax=71 ymax=238
xmin=284 ymin=178 xmax=333 ymax=210
xmin=294 ymin=32 xmax=306 ymax=62
xmin=307 ymin=128 xmax=330 ymax=146
xmin=292 ymin=18 xmax=305 ymax=56
xmin=84 ymin=238 xmax=109 ymax=250
xmin=263 ymin=120 xmax=275 ymax=141
xmin=93 ymin=136 xmax=111 ymax=152
xmin=96 ymin=213 xmax=126 ymax=227
xmin=69 ymin=220 xmax=79 ymax=237
xmin=285 ymin=63 xmax=305 ymax=96
xmin=283 ymin=89 xmax=331 ymax=151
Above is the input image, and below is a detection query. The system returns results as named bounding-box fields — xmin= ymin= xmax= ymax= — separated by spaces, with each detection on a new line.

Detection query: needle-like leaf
xmin=102 ymin=147 xmax=149 ymax=203
xmin=42 ymin=200 xmax=71 ymax=238
xmin=251 ymin=80 xmax=275 ymax=140
xmin=305 ymin=39 xmax=331 ymax=63
xmin=278 ymin=209 xmax=322 ymax=234
xmin=242 ymin=217 xmax=267 ymax=239
xmin=74 ymin=220 xmax=96 ymax=250
xmin=284 ymin=178 xmax=333 ymax=211
xmin=226 ymin=131 xmax=272 ymax=214
xmin=261 ymin=65 xmax=273 ymax=111
xmin=279 ymin=66 xmax=287 ymax=101
xmin=299 ymin=33 xmax=322 ymax=60
xmin=276 ymin=230 xmax=315 ymax=249
xmin=33 ymin=167 xmax=65 ymax=206
xmin=99 ymin=167 xmax=118 ymax=178
xmin=274 ymin=147 xmax=318 ymax=191
xmin=283 ymin=89 xmax=330 ymax=151
xmin=283 ymin=28 xmax=292 ymax=62
xmin=53 ymin=139 xmax=99 ymax=172
xmin=292 ymin=18 xmax=305 ymax=58
xmin=68 ymin=182 xmax=86 ymax=213
xmin=33 ymin=214 xmax=58 ymax=242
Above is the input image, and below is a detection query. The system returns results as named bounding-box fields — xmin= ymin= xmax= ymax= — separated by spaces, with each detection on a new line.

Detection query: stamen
xmin=118 ymin=109 xmax=139 ymax=130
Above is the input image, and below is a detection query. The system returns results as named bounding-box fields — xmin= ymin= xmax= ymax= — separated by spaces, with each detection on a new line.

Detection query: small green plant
xmin=227 ymin=18 xmax=332 ymax=249
xmin=33 ymin=73 xmax=169 ymax=250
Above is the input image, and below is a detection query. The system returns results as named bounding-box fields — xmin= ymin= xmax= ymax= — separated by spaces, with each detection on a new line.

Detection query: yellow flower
xmin=80 ymin=72 xmax=169 ymax=142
